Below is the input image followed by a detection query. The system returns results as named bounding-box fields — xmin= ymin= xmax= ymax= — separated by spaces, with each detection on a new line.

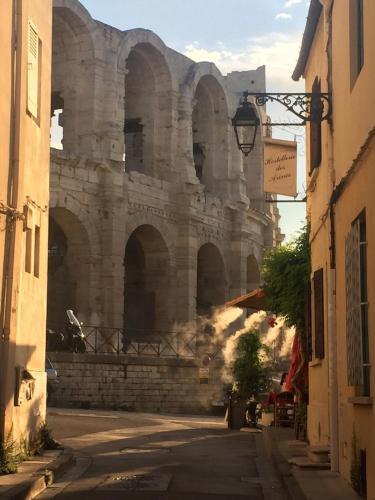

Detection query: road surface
xmin=37 ymin=408 xmax=288 ymax=500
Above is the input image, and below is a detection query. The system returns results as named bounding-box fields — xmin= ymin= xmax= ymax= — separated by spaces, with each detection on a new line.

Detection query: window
xmin=313 ymin=268 xmax=325 ymax=359
xmin=309 ymin=77 xmax=322 ymax=173
xmin=27 ymin=22 xmax=41 ymax=120
xmin=25 ymin=229 xmax=32 ymax=274
xmin=34 ymin=226 xmax=40 ymax=278
xmin=346 ymin=210 xmax=370 ymax=395
xmin=350 ymin=0 xmax=365 ymax=87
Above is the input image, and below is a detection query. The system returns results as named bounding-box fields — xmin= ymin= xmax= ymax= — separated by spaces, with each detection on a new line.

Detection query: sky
xmin=79 ymin=0 xmax=310 ymax=241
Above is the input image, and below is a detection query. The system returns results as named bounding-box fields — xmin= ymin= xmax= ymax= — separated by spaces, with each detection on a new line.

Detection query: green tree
xmin=262 ymin=224 xmax=310 ymax=332
xmin=233 ymin=331 xmax=271 ymax=399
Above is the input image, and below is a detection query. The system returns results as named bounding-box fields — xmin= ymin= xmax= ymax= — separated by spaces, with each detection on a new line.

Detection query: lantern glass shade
xmin=232 ymin=99 xmax=260 ymax=156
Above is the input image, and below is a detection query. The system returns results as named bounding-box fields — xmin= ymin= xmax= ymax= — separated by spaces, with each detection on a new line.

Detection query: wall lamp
xmin=232 ymin=91 xmax=332 ymax=156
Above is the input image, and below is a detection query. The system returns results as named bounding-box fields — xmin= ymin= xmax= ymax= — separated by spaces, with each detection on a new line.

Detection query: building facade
xmin=0 ymin=0 xmax=52 ymax=443
xmin=48 ymin=0 xmax=282 ymax=342
xmin=294 ymin=0 xmax=375 ymax=496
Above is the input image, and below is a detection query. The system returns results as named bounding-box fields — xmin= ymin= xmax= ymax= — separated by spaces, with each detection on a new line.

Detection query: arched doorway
xmin=196 ymin=243 xmax=227 ymax=317
xmin=192 ymin=75 xmax=228 ymax=191
xmin=124 ymin=43 xmax=172 ymax=178
xmin=246 ymin=254 xmax=261 ymax=292
xmin=47 ymin=208 xmax=91 ymax=329
xmin=123 ymin=225 xmax=171 ymax=340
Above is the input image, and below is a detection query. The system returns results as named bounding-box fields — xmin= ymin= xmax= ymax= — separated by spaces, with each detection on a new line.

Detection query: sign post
xmin=263 ymin=138 xmax=297 ymax=197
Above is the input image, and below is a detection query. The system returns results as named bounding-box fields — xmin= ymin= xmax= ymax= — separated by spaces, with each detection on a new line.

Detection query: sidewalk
xmin=263 ymin=427 xmax=360 ymax=500
xmin=0 ymin=449 xmax=73 ymax=499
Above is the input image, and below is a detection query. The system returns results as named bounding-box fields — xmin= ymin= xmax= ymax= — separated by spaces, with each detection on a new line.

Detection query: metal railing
xmin=81 ymin=326 xmax=215 ymax=358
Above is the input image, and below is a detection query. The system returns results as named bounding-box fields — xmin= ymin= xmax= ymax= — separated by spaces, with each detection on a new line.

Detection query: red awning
xmin=225 ymin=288 xmax=267 ymax=311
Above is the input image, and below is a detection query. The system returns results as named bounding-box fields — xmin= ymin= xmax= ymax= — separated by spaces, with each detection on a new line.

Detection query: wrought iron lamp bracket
xmin=244 ymin=91 xmax=332 ymax=126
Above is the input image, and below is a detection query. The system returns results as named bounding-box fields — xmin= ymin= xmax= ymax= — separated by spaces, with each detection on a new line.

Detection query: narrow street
xmin=37 ymin=409 xmax=288 ymax=500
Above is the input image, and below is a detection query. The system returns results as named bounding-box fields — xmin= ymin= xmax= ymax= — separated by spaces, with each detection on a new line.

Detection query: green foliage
xmin=0 ymin=424 xmax=60 ymax=475
xmin=0 ymin=435 xmax=18 ymax=474
xmin=262 ymin=224 xmax=310 ymax=330
xmin=233 ymin=331 xmax=271 ymax=399
xmin=39 ymin=423 xmax=61 ymax=451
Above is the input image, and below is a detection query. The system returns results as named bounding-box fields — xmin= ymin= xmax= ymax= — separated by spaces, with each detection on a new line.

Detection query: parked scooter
xmin=65 ymin=309 xmax=86 ymax=353
xmin=46 ymin=310 xmax=86 ymax=353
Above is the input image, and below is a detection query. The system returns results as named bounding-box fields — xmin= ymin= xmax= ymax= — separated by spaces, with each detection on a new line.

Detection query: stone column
xmin=97 ymin=166 xmax=127 ymax=330
xmin=175 ymin=219 xmax=198 ymax=324
xmin=228 ymin=211 xmax=248 ymax=300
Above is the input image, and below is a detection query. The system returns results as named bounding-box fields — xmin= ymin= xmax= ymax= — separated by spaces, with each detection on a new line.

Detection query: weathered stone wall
xmin=48 ymin=352 xmax=225 ymax=414
xmin=48 ymin=0 xmax=283 ymax=340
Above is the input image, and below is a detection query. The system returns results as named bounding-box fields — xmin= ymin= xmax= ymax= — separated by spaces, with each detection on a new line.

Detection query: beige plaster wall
xmin=303 ymin=12 xmax=331 ymax=448
xmin=0 ymin=0 xmax=52 ymax=443
xmin=303 ymin=1 xmax=375 ymax=495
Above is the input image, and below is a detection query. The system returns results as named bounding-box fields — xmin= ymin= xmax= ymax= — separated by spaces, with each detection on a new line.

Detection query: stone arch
xmin=52 ymin=2 xmax=96 ymax=153
xmin=187 ymin=64 xmax=230 ymax=192
xmin=125 ymin=213 xmax=175 ymax=266
xmin=123 ymin=224 xmax=172 ymax=341
xmin=246 ymin=254 xmax=261 ymax=292
xmin=119 ymin=31 xmax=174 ymax=179
xmin=47 ymin=207 xmax=92 ymax=330
xmin=196 ymin=242 xmax=227 ymax=316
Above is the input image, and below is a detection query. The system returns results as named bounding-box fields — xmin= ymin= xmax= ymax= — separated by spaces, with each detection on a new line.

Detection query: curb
xmin=262 ymin=428 xmax=306 ymax=500
xmin=1 ymin=449 xmax=75 ymax=500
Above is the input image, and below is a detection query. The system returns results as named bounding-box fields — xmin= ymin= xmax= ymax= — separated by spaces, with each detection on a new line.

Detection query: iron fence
xmin=80 ymin=326 xmax=220 ymax=359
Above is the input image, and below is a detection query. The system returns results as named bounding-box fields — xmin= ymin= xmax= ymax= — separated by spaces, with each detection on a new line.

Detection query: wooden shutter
xmin=345 ymin=220 xmax=363 ymax=385
xmin=313 ymin=268 xmax=324 ymax=359
xmin=309 ymin=77 xmax=322 ymax=173
xmin=305 ymin=282 xmax=312 ymax=362
xmin=27 ymin=22 xmax=39 ymax=118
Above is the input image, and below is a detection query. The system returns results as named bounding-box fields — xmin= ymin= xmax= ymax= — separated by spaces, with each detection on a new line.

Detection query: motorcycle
xmin=65 ymin=309 xmax=86 ymax=353
xmin=46 ymin=310 xmax=86 ymax=353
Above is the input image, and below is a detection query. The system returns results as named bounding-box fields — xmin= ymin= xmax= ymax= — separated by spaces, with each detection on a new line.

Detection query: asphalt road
xmin=37 ymin=408 xmax=288 ymax=500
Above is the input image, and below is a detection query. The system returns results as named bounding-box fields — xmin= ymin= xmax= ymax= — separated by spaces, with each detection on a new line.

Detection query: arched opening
xmin=196 ymin=243 xmax=226 ymax=317
xmin=123 ymin=225 xmax=171 ymax=340
xmin=192 ymin=75 xmax=228 ymax=192
xmin=124 ymin=43 xmax=172 ymax=178
xmin=246 ymin=254 xmax=261 ymax=292
xmin=51 ymin=7 xmax=94 ymax=152
xmin=47 ymin=208 xmax=91 ymax=330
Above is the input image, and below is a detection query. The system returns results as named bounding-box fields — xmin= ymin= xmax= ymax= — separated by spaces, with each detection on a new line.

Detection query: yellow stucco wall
xmin=0 ymin=2 xmax=13 ymax=300
xmin=303 ymin=0 xmax=375 ymax=496
xmin=0 ymin=0 xmax=51 ymax=443
xmin=304 ymin=12 xmax=331 ymax=448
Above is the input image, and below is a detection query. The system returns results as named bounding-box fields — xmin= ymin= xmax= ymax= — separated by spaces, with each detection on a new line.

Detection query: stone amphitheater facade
xmin=48 ymin=0 xmax=283 ymax=340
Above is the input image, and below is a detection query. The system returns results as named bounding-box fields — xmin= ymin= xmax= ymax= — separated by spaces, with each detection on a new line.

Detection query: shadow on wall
xmin=1 ymin=343 xmax=46 ymax=446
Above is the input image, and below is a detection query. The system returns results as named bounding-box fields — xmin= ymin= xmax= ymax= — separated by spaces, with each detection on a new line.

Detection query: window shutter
xmin=305 ymin=282 xmax=312 ymax=362
xmin=27 ymin=22 xmax=39 ymax=118
xmin=346 ymin=220 xmax=363 ymax=385
xmin=313 ymin=268 xmax=324 ymax=359
xmin=309 ymin=77 xmax=322 ymax=173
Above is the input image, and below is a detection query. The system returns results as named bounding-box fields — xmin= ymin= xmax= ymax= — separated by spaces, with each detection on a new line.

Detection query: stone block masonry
xmin=48 ymin=352 xmax=225 ymax=414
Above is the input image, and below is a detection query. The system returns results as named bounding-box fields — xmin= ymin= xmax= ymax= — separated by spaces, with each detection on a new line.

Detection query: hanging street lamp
xmin=232 ymin=90 xmax=332 ymax=157
xmin=231 ymin=92 xmax=260 ymax=156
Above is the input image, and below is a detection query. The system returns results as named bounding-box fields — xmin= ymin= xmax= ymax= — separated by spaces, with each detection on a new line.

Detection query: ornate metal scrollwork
xmin=245 ymin=91 xmax=332 ymax=125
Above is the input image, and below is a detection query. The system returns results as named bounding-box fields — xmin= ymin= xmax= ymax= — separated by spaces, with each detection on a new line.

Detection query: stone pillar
xmin=228 ymin=212 xmax=248 ymax=300
xmin=97 ymin=166 xmax=127 ymax=329
xmin=175 ymin=219 xmax=198 ymax=324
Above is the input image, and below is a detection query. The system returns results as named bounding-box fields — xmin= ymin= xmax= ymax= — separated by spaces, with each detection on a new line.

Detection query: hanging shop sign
xmin=263 ymin=138 xmax=297 ymax=197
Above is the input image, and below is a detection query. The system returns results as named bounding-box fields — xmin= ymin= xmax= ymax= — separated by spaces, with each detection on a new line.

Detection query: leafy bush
xmin=262 ymin=224 xmax=310 ymax=331
xmin=233 ymin=331 xmax=271 ymax=399
xmin=39 ymin=423 xmax=61 ymax=451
